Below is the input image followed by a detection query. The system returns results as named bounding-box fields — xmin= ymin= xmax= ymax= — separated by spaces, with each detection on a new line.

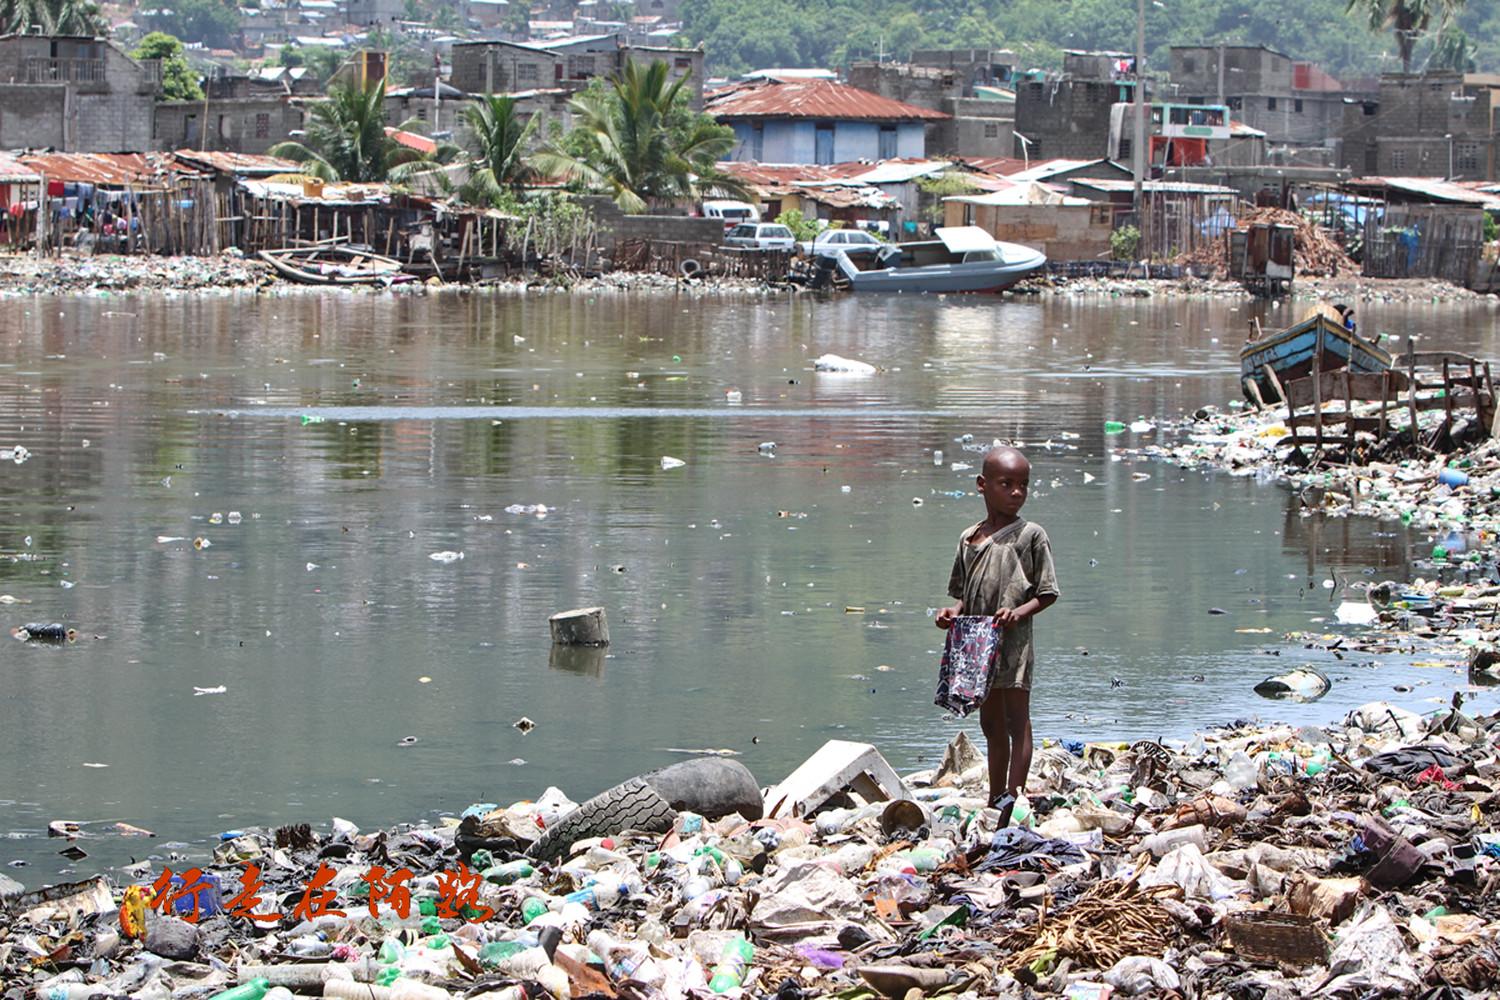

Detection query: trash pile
xmin=0 ymin=253 xmax=270 ymax=296
xmin=1175 ymin=207 xmax=1357 ymax=279
xmin=4 ymin=712 xmax=1498 ymax=1000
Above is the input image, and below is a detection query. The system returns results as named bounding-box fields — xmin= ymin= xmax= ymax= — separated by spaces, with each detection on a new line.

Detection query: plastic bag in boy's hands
xmin=935 ymin=615 xmax=1002 ymax=717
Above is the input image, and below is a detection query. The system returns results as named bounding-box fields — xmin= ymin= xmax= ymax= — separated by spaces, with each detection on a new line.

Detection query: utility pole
xmin=1132 ymin=0 xmax=1145 ymax=217
xmin=1216 ymin=42 xmax=1224 ymax=106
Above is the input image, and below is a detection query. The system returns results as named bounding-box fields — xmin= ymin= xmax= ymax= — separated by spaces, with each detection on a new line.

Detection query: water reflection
xmin=0 ymin=289 xmax=1496 ymax=885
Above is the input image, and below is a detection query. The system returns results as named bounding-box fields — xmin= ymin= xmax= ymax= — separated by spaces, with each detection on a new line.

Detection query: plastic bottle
xmin=893 ymin=847 xmax=945 ymax=873
xmin=1433 ymin=544 xmax=1450 ymax=560
xmin=586 ymin=930 xmax=662 ymax=986
xmin=1438 ymin=468 xmax=1469 ymax=487
xmin=707 ymin=936 xmax=755 ymax=993
xmin=520 ymin=897 xmax=548 ymax=924
xmin=562 ymin=871 xmax=627 ymax=911
xmin=1137 ymin=825 xmax=1209 ymax=858
xmin=482 ymin=860 xmax=534 ymax=885
xmin=932 ymin=450 xmax=944 ymax=466
xmin=209 ymin=981 xmax=271 ymax=1000
xmin=36 ymin=986 xmax=105 ymax=1000
xmin=1104 ymin=420 xmax=1127 ymax=434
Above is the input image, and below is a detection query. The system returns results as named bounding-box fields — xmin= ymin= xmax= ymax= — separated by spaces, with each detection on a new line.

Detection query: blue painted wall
xmin=725 ymin=118 xmax=927 ymax=163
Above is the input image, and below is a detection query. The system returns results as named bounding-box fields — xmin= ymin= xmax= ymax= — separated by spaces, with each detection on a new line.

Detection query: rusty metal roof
xmin=706 ymin=78 xmax=948 ymax=122
xmin=385 ymin=127 xmax=437 ymax=154
xmin=17 ymin=152 xmax=198 ymax=185
xmin=170 ymin=150 xmax=301 ymax=176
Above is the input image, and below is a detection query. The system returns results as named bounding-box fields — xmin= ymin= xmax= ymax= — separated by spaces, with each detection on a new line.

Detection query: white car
xmin=799 ymin=228 xmax=888 ymax=259
xmin=723 ymin=223 xmax=796 ymax=251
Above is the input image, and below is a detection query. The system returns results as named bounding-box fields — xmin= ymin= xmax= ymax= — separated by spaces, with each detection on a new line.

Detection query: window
xmin=518 ymin=63 xmax=538 ymax=83
xmin=727 ymin=224 xmax=754 ymax=238
xmin=254 ymin=113 xmax=270 ymax=139
xmin=878 ymin=125 xmax=897 ymax=159
xmin=1228 ymin=96 xmax=1243 ymax=111
xmin=675 ymin=57 xmax=691 ymax=71
xmin=572 ymin=55 xmax=595 ymax=78
xmin=1362 ymin=101 xmax=1377 ymax=116
xmin=1183 ymin=57 xmax=1195 ymax=74
xmin=1456 ymin=142 xmax=1480 ymax=174
xmin=417 ymin=106 xmax=428 ymax=120
xmin=218 ymin=114 xmax=231 ymax=140
xmin=1090 ymin=204 xmax=1111 ymax=225
xmin=762 ymin=226 xmax=792 ymax=239
xmin=1294 ymin=98 xmax=1303 ymax=113
xmin=749 ymin=124 xmax=763 ymax=161
xmin=983 ymin=122 xmax=999 ymax=138
xmin=1391 ymin=149 xmax=1407 ymax=171
xmin=1117 ymin=137 xmax=1131 ymax=161
xmin=1267 ymin=96 xmax=1277 ymax=110
xmin=183 ymin=114 xmax=199 ymax=145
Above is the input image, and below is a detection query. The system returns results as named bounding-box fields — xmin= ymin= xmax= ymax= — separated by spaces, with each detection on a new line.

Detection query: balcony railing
xmin=23 ymin=57 xmax=108 ymax=85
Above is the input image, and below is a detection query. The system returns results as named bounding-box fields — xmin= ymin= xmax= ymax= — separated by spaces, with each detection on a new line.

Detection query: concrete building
xmin=1013 ymin=51 xmax=1139 ymax=161
xmin=0 ymin=34 xmax=161 ymax=152
xmin=708 ymin=77 xmax=947 ymax=164
xmin=449 ymin=34 xmax=704 ymax=108
xmin=153 ymin=71 xmax=314 ymax=155
xmin=1340 ymin=72 xmax=1500 ymax=182
xmin=847 ymin=52 xmax=1017 ymax=159
xmin=1169 ymin=44 xmax=1355 ymax=160
xmin=943 ymin=181 xmax=1114 ymax=261
xmin=345 ymin=0 xmax=404 ymax=27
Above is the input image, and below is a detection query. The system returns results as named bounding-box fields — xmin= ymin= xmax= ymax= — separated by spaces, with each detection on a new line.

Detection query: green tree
xmin=532 ymin=59 xmax=748 ymax=212
xmin=278 ymin=43 xmax=346 ymax=85
xmin=0 ymin=0 xmax=105 ymax=35
xmin=1425 ymin=25 xmax=1478 ymax=70
xmin=458 ymin=94 xmax=539 ymax=207
xmin=133 ymin=32 xmax=203 ymax=102
xmin=1345 ymin=0 xmax=1466 ymax=73
xmin=269 ymin=76 xmax=451 ymax=183
xmin=142 ymin=0 xmax=241 ymax=49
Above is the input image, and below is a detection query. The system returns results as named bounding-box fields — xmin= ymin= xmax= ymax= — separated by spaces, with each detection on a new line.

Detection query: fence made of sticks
xmin=612 ymin=239 xmax=792 ymax=281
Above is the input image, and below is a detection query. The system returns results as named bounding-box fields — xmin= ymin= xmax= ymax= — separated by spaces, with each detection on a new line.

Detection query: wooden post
xmin=1378 ymin=371 xmax=1390 ymax=441
xmin=1406 ymin=337 xmax=1419 ymax=446
xmin=549 ymin=607 xmax=610 ymax=646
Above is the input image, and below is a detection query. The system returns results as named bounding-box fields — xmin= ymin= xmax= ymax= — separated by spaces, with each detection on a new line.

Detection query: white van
xmin=702 ymin=200 xmax=761 ymax=232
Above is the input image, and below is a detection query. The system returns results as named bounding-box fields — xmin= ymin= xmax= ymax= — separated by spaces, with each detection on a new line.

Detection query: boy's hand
xmin=993 ymin=607 xmax=1021 ymax=628
xmin=935 ymin=606 xmax=958 ymax=630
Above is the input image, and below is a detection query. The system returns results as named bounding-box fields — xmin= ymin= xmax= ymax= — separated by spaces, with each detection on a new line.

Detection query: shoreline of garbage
xmin=4 ymin=686 xmax=1497 ymax=1000
xmin=1036 ymin=273 xmax=1489 ymax=304
xmin=2 ymin=251 xmax=1495 ymax=305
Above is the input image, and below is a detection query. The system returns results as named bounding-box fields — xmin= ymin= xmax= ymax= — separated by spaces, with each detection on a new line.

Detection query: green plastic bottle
xmin=378 ymin=938 xmax=405 ymax=965
xmin=708 ymin=936 xmax=755 ymax=993
xmin=483 ymin=860 xmax=535 ymax=885
xmin=1104 ymin=421 xmax=1127 ymax=434
xmin=521 ymin=896 xmax=548 ymax=924
xmin=210 ymin=980 xmax=270 ymax=1000
xmin=1433 ymin=544 xmax=1449 ymax=560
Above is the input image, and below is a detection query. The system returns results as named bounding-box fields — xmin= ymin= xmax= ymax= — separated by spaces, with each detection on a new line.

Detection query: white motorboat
xmin=835 ymin=225 xmax=1045 ymax=294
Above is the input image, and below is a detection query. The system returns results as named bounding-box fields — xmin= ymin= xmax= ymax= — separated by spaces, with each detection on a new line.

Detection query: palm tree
xmin=458 ymin=94 xmax=538 ymax=207
xmin=1426 ymin=27 xmax=1478 ymax=72
xmin=1 ymin=0 xmax=105 ymax=35
xmin=270 ymin=76 xmax=449 ymax=183
xmin=1344 ymin=0 xmax=1466 ymax=74
xmin=532 ymin=59 xmax=749 ymax=213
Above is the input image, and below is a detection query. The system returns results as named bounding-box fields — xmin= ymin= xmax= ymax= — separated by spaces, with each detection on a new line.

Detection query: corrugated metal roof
xmin=171 ymin=150 xmax=300 ymax=176
xmin=706 ymin=78 xmax=948 ymax=122
xmin=847 ymin=160 xmax=949 ymax=184
xmin=385 ymin=127 xmax=437 ymax=154
xmin=0 ymin=152 xmax=42 ymax=183
xmin=1073 ymin=178 xmax=1237 ymax=195
xmin=17 ymin=152 xmax=195 ymax=185
xmin=944 ymin=181 xmax=1090 ymax=207
xmin=1346 ymin=176 xmax=1500 ymax=208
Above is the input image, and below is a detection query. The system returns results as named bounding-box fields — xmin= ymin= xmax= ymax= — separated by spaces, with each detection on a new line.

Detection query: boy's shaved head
xmin=982 ymin=446 xmax=1030 ymax=477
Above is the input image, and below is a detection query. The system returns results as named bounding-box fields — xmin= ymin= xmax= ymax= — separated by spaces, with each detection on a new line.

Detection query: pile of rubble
xmin=3 ymin=705 xmax=1497 ymax=1000
xmin=1176 ymin=208 xmax=1357 ymax=280
xmin=0 ymin=252 xmax=272 ymax=296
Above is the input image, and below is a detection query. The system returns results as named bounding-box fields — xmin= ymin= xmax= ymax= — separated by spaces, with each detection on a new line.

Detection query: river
xmin=1 ymin=288 xmax=1496 ymax=884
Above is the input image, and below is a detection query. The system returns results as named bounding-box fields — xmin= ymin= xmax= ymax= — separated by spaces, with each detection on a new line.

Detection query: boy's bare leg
xmin=1000 ymin=688 xmax=1033 ymax=800
xmin=978 ymin=692 xmax=1011 ymax=807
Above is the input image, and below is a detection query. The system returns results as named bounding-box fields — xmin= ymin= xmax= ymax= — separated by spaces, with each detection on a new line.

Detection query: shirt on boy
xmin=946 ymin=518 xmax=1060 ymax=691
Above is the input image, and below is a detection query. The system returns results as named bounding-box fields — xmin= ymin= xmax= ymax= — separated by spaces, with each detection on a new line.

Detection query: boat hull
xmin=1240 ymin=313 xmax=1391 ymax=402
xmin=837 ymin=244 xmax=1045 ymax=294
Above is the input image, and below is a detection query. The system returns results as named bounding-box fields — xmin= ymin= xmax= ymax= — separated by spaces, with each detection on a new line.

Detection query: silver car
xmin=723 ymin=223 xmax=796 ymax=251
xmin=799 ymin=228 xmax=888 ymax=259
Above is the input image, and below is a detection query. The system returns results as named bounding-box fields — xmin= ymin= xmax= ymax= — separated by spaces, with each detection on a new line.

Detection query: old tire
xmin=679 ymin=258 xmax=703 ymax=279
xmin=527 ymin=778 xmax=676 ymax=862
xmin=641 ymin=757 xmax=763 ymax=821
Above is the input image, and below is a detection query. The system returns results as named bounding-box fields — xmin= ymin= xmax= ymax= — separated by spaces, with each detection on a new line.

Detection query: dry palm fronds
xmin=999 ymin=877 xmax=1181 ymax=971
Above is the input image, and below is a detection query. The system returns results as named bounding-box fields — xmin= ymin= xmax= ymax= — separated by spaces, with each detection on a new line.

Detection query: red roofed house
xmin=706 ymin=76 xmax=948 ymax=165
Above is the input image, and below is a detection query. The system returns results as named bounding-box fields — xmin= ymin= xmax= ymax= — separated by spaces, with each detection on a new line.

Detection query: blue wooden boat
xmin=1240 ymin=307 xmax=1391 ymax=403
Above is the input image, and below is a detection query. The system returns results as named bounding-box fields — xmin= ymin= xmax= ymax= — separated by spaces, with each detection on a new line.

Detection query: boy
xmin=936 ymin=446 xmax=1059 ymax=822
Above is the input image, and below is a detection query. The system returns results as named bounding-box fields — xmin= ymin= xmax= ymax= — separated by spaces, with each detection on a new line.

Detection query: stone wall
xmin=1338 ymin=73 xmax=1500 ymax=181
xmin=579 ymin=195 xmax=725 ymax=244
xmin=154 ymin=97 xmax=303 ymax=155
